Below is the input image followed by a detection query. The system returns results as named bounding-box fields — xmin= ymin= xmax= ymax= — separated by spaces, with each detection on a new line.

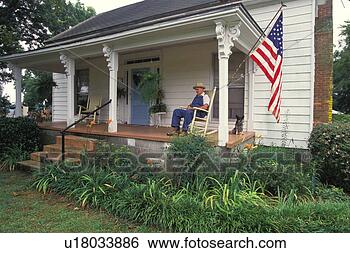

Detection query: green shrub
xmin=0 ymin=117 xmax=40 ymax=155
xmin=309 ymin=123 xmax=350 ymax=192
xmin=240 ymin=146 xmax=316 ymax=196
xmin=315 ymin=185 xmax=349 ymax=202
xmin=333 ymin=114 xmax=350 ymax=124
xmin=167 ymin=134 xmax=220 ymax=183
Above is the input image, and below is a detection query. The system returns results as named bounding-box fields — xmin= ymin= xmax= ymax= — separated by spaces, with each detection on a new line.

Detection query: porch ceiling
xmin=0 ymin=4 xmax=263 ymax=72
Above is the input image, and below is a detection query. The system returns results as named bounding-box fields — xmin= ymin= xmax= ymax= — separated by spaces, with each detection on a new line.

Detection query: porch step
xmin=55 ymin=135 xmax=98 ymax=151
xmin=43 ymin=144 xmax=88 ymax=157
xmin=23 ymin=135 xmax=99 ymax=172
xmin=16 ymin=160 xmax=41 ymax=171
xmin=30 ymin=151 xmax=81 ymax=162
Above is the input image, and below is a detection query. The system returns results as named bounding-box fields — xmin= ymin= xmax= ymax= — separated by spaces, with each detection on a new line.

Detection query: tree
xmin=22 ymin=70 xmax=56 ymax=110
xmin=333 ymin=21 xmax=350 ymax=114
xmin=0 ymin=0 xmax=96 ymax=107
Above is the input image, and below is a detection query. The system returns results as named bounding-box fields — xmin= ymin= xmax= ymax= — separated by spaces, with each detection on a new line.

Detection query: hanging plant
xmin=139 ymin=72 xmax=167 ymax=113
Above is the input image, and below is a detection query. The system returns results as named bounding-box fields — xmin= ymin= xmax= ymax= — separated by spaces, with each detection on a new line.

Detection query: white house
xmin=1 ymin=0 xmax=333 ymax=149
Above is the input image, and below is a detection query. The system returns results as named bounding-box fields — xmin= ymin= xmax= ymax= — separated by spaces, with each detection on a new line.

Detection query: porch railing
xmin=60 ymin=99 xmax=112 ymax=161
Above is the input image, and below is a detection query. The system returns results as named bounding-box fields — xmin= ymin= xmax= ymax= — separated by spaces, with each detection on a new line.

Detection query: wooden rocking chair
xmin=78 ymin=95 xmax=102 ymax=123
xmin=189 ymin=87 xmax=217 ymax=136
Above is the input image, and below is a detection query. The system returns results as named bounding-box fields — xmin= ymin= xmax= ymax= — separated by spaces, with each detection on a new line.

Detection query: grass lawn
xmin=0 ymin=171 xmax=155 ymax=233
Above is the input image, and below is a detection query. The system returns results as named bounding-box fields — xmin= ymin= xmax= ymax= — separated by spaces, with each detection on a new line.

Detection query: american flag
xmin=250 ymin=13 xmax=284 ymax=123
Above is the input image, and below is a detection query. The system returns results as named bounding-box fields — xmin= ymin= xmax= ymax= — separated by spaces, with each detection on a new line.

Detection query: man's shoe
xmin=180 ymin=131 xmax=188 ymax=136
xmin=167 ymin=129 xmax=180 ymax=136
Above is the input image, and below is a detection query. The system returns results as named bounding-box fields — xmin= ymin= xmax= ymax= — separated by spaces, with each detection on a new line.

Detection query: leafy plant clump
xmin=0 ymin=146 xmax=29 ymax=171
xmin=167 ymin=134 xmax=220 ymax=183
xmin=33 ymin=164 xmax=350 ymax=233
xmin=309 ymin=123 xmax=350 ymax=192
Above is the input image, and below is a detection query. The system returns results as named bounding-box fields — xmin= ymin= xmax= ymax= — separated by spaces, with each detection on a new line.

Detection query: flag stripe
xmin=250 ymin=12 xmax=283 ymax=123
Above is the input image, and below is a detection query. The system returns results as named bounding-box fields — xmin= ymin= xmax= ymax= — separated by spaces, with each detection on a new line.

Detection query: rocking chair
xmin=78 ymin=95 xmax=102 ymax=123
xmin=189 ymin=87 xmax=217 ymax=136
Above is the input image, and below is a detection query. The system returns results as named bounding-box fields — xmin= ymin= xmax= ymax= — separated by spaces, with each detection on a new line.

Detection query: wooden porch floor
xmin=38 ymin=122 xmax=255 ymax=148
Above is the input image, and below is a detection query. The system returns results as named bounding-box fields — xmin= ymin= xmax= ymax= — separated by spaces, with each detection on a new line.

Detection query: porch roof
xmin=0 ymin=2 xmax=263 ymax=73
xmin=46 ymin=0 xmax=261 ymax=47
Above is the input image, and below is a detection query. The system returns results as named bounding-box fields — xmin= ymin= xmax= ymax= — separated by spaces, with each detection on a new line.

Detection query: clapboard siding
xmin=247 ymin=0 xmax=314 ymax=148
xmin=52 ymin=73 xmax=67 ymax=122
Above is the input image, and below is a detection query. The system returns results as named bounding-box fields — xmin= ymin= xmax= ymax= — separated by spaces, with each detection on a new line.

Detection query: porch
xmin=2 ymin=2 xmax=263 ymax=147
xmin=38 ymin=121 xmax=255 ymax=150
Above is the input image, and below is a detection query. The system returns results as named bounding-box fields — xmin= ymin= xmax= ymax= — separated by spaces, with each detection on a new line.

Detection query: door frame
xmin=124 ymin=61 xmax=161 ymax=125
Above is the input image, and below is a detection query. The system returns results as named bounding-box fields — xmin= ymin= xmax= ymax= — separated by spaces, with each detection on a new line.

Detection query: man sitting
xmin=167 ymin=83 xmax=210 ymax=136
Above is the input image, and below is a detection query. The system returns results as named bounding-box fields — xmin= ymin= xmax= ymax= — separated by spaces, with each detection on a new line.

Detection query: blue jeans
xmin=171 ymin=109 xmax=195 ymax=131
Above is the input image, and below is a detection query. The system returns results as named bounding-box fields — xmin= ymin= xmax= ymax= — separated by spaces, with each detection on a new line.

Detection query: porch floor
xmin=38 ymin=122 xmax=255 ymax=148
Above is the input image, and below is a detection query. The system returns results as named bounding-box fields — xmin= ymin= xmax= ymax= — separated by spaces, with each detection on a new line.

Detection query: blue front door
xmin=131 ymin=68 xmax=150 ymax=125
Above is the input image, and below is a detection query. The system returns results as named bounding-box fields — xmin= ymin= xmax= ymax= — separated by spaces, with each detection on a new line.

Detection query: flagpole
xmin=229 ymin=2 xmax=287 ymax=84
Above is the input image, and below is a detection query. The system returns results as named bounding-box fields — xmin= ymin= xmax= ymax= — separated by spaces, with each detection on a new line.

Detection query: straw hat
xmin=193 ymin=82 xmax=206 ymax=90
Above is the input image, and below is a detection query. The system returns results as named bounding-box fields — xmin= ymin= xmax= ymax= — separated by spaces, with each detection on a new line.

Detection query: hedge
xmin=309 ymin=123 xmax=350 ymax=192
xmin=0 ymin=117 xmax=40 ymax=155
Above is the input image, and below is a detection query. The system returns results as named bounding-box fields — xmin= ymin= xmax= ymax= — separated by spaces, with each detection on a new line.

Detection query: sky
xmin=3 ymin=0 xmax=350 ymax=102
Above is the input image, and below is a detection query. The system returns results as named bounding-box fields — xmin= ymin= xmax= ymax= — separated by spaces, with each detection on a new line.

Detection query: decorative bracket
xmin=103 ymin=44 xmax=114 ymax=71
xmin=215 ymin=20 xmax=241 ymax=59
xmin=59 ymin=53 xmax=74 ymax=76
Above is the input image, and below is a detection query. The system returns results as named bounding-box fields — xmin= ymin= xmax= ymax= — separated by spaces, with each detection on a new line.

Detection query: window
xmin=75 ymin=69 xmax=89 ymax=113
xmin=212 ymin=52 xmax=245 ymax=119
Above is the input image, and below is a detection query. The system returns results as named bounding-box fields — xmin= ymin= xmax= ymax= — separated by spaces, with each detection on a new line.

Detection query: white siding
xmin=161 ymin=40 xmax=217 ymax=125
xmin=248 ymin=0 xmax=314 ymax=148
xmin=52 ymin=73 xmax=67 ymax=122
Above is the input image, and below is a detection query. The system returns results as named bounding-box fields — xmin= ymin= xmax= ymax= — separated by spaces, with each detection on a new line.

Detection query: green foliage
xmin=239 ymin=146 xmax=315 ymax=196
xmin=309 ymin=123 xmax=350 ymax=192
xmin=0 ymin=0 xmax=96 ymax=95
xmin=139 ymin=72 xmax=166 ymax=113
xmin=167 ymin=134 xmax=220 ymax=183
xmin=139 ymin=72 xmax=162 ymax=104
xmin=33 ymin=163 xmax=350 ymax=232
xmin=333 ymin=21 xmax=350 ymax=113
xmin=315 ymin=185 xmax=349 ymax=202
xmin=333 ymin=114 xmax=350 ymax=124
xmin=22 ymin=71 xmax=56 ymax=110
xmin=0 ymin=145 xmax=29 ymax=171
xmin=149 ymin=103 xmax=167 ymax=114
xmin=0 ymin=95 xmax=11 ymax=117
xmin=0 ymin=117 xmax=40 ymax=155
xmin=1 ymin=171 xmax=154 ymax=232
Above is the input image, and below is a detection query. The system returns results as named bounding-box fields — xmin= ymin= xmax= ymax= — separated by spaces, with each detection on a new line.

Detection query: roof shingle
xmin=47 ymin=0 xmax=228 ymax=45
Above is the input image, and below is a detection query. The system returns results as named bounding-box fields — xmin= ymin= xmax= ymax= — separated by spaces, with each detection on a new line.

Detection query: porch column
xmin=215 ymin=21 xmax=241 ymax=146
xmin=103 ymin=45 xmax=118 ymax=132
xmin=60 ymin=53 xmax=75 ymax=126
xmin=9 ymin=63 xmax=22 ymax=117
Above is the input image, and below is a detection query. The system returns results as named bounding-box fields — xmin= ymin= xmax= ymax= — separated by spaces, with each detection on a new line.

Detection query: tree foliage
xmin=333 ymin=21 xmax=350 ymax=113
xmin=22 ymin=70 xmax=56 ymax=110
xmin=0 ymin=0 xmax=96 ymax=106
